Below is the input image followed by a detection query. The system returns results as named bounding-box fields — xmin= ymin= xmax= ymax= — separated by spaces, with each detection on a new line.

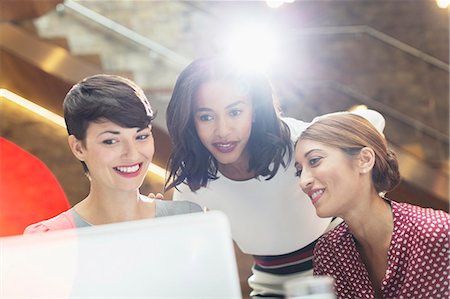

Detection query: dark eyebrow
xmin=195 ymin=100 xmax=246 ymax=113
xmin=226 ymin=100 xmax=246 ymax=109
xmin=98 ymin=127 xmax=148 ymax=136
xmin=195 ymin=107 xmax=212 ymax=113
xmin=99 ymin=130 xmax=119 ymax=136
xmin=137 ymin=127 xmax=149 ymax=133
xmin=304 ymin=148 xmax=324 ymax=158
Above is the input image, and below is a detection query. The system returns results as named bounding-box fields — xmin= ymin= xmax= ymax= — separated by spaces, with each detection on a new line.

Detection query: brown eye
xmin=136 ymin=134 xmax=149 ymax=141
xmin=309 ymin=157 xmax=322 ymax=166
xmin=102 ymin=139 xmax=117 ymax=145
xmin=199 ymin=114 xmax=213 ymax=121
xmin=229 ymin=109 xmax=242 ymax=117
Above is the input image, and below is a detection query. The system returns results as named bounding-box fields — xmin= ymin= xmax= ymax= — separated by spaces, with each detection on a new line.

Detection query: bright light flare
xmin=436 ymin=0 xmax=450 ymax=8
xmin=266 ymin=1 xmax=284 ymax=8
xmin=223 ymin=24 xmax=281 ymax=72
xmin=266 ymin=0 xmax=295 ymax=8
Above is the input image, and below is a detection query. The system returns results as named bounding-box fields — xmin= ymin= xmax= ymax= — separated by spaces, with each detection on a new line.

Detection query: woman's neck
xmin=219 ymin=163 xmax=255 ymax=181
xmin=344 ymin=195 xmax=393 ymax=296
xmin=74 ymin=186 xmax=154 ymax=225
xmin=218 ymin=150 xmax=256 ymax=181
xmin=344 ymin=196 xmax=393 ymax=248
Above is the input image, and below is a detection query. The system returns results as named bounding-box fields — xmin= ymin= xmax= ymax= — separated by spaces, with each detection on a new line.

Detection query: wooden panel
xmin=0 ymin=0 xmax=63 ymax=21
xmin=0 ymin=24 xmax=173 ymax=189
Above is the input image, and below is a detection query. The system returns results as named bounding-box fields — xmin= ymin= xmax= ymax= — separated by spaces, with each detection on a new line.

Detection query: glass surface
xmin=284 ymin=276 xmax=336 ymax=299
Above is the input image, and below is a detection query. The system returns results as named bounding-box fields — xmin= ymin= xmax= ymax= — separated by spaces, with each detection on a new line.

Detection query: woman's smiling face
xmin=193 ymin=80 xmax=253 ymax=169
xmin=71 ymin=118 xmax=154 ymax=192
xmin=295 ymin=139 xmax=362 ymax=218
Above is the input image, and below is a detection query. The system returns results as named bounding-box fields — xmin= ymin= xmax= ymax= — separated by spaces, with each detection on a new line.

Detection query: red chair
xmin=0 ymin=137 xmax=70 ymax=236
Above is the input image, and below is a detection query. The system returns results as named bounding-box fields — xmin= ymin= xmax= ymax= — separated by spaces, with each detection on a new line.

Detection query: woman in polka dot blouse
xmin=294 ymin=113 xmax=449 ymax=299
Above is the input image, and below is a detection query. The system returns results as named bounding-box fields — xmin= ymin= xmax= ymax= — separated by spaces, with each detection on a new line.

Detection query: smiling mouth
xmin=114 ymin=163 xmax=142 ymax=174
xmin=309 ymin=189 xmax=324 ymax=205
xmin=213 ymin=142 xmax=237 ymax=153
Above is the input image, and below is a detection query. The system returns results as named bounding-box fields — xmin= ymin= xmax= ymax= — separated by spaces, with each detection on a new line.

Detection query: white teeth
xmin=116 ymin=164 xmax=140 ymax=173
xmin=311 ymin=190 xmax=324 ymax=200
xmin=216 ymin=143 xmax=232 ymax=149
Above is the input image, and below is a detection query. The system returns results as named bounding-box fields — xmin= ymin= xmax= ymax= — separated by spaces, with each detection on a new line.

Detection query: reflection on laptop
xmin=1 ymin=211 xmax=242 ymax=298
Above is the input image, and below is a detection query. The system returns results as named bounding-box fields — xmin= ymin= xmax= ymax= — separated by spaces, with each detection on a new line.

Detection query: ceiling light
xmin=436 ymin=0 xmax=450 ymax=8
xmin=223 ymin=23 xmax=281 ymax=72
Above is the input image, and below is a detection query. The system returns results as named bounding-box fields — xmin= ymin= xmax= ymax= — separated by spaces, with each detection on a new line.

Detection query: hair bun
xmin=381 ymin=150 xmax=401 ymax=192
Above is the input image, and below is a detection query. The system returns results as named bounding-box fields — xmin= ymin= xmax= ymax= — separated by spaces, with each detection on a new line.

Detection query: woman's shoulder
xmin=23 ymin=209 xmax=76 ymax=234
xmin=154 ymin=198 xmax=203 ymax=216
xmin=281 ymin=117 xmax=309 ymax=141
xmin=393 ymin=201 xmax=449 ymax=223
xmin=393 ymin=201 xmax=449 ymax=237
xmin=315 ymin=222 xmax=349 ymax=251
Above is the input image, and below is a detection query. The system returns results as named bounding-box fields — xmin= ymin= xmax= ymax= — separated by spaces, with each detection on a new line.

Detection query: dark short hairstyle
xmin=298 ymin=113 xmax=401 ymax=193
xmin=63 ymin=74 xmax=154 ymax=173
xmin=165 ymin=55 xmax=292 ymax=192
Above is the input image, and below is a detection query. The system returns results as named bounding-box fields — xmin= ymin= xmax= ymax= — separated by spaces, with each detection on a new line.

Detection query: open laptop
xmin=0 ymin=211 xmax=242 ymax=298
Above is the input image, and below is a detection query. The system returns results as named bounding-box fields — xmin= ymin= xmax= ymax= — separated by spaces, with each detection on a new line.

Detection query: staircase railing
xmin=63 ymin=1 xmax=449 ymax=72
xmin=58 ymin=1 xmax=449 ymax=145
xmin=296 ymin=25 xmax=449 ymax=72
xmin=330 ymin=82 xmax=449 ymax=143
xmin=62 ymin=0 xmax=191 ymax=69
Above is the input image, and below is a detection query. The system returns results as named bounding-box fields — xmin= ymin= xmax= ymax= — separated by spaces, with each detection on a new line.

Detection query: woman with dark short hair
xmin=25 ymin=74 xmax=201 ymax=233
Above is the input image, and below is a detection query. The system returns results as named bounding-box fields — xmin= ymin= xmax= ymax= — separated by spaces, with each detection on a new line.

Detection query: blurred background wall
xmin=1 ymin=0 xmax=448 ymax=296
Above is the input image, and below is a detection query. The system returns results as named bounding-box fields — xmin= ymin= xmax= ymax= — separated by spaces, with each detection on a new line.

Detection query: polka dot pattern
xmin=313 ymin=200 xmax=449 ymax=298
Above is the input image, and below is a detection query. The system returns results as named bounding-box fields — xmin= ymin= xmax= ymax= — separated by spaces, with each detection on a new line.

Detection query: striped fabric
xmin=252 ymin=293 xmax=284 ymax=298
xmin=252 ymin=239 xmax=317 ymax=275
xmin=249 ymin=218 xmax=342 ymax=297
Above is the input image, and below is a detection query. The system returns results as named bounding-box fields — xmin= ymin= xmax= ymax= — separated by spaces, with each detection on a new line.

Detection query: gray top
xmin=69 ymin=198 xmax=203 ymax=228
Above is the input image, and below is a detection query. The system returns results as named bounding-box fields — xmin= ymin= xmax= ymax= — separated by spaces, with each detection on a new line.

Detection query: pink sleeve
xmin=23 ymin=211 xmax=76 ymax=234
xmin=23 ymin=223 xmax=51 ymax=234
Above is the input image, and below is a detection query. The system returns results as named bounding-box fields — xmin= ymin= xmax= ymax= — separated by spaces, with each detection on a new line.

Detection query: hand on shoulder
xmin=148 ymin=192 xmax=164 ymax=199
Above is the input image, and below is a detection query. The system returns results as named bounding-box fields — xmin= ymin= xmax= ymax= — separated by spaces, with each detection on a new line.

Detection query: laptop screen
xmin=1 ymin=211 xmax=242 ymax=298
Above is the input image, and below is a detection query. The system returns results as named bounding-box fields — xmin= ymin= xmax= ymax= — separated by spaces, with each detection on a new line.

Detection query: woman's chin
xmin=315 ymin=208 xmax=332 ymax=219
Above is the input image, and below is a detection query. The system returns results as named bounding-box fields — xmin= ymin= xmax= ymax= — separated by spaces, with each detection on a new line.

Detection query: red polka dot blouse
xmin=313 ymin=200 xmax=449 ymax=298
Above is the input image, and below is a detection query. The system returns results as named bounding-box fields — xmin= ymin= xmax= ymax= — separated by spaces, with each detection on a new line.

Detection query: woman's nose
xmin=122 ymin=140 xmax=139 ymax=159
xmin=215 ymin=117 xmax=231 ymax=138
xmin=299 ymin=168 xmax=313 ymax=191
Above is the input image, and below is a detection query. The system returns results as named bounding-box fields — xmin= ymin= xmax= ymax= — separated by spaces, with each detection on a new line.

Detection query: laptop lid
xmin=1 ymin=211 xmax=242 ymax=298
